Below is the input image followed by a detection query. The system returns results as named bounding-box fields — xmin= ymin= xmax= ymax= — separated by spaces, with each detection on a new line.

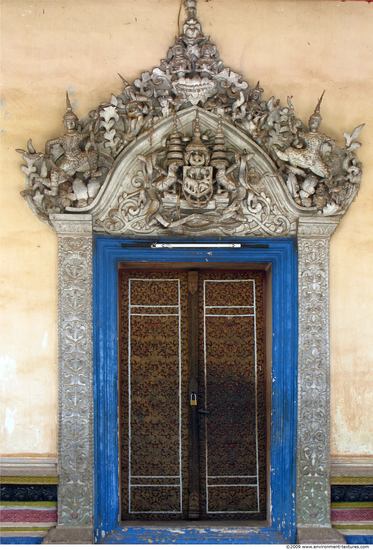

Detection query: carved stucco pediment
xmin=87 ymin=108 xmax=300 ymax=236
xmin=18 ymin=0 xmax=364 ymax=237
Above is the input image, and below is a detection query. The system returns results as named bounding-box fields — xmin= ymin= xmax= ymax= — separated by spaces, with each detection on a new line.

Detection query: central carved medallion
xmin=136 ymin=111 xmax=261 ymax=228
xmin=182 ymin=165 xmax=213 ymax=207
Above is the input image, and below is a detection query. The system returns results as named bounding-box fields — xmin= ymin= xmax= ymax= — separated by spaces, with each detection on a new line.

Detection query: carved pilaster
xmin=46 ymin=214 xmax=94 ymax=544
xmin=296 ymin=217 xmax=345 ymax=544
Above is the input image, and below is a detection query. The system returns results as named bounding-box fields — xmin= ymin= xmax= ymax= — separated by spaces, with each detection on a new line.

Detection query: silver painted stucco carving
xmin=18 ymin=0 xmax=363 ymax=544
xmin=93 ymin=108 xmax=297 ymax=236
xmin=19 ymin=1 xmax=363 ymax=234
xmin=297 ymin=218 xmax=339 ymax=533
xmin=50 ymin=215 xmax=94 ymax=532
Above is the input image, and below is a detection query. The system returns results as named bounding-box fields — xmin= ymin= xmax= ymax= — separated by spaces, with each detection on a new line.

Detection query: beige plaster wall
xmin=1 ymin=0 xmax=372 ymax=457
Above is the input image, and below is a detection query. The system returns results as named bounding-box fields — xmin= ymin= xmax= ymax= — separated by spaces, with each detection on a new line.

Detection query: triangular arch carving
xmin=19 ymin=1 xmax=363 ymax=236
xmin=88 ymin=107 xmax=299 ymax=236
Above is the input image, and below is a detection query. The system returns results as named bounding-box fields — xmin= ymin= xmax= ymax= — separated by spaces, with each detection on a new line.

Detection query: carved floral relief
xmin=298 ymin=236 xmax=330 ymax=526
xmin=55 ymin=231 xmax=94 ymax=527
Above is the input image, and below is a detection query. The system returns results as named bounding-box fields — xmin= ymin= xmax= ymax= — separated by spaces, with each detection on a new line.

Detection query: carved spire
xmin=211 ymin=115 xmax=229 ymax=168
xmin=192 ymin=109 xmax=202 ymax=141
xmin=186 ymin=110 xmax=206 ymax=151
xmin=185 ymin=109 xmax=210 ymax=165
xmin=314 ymin=90 xmax=325 ymax=116
xmin=166 ymin=116 xmax=184 ymax=166
xmin=181 ymin=0 xmax=205 ymax=45
xmin=66 ymin=91 xmax=73 ymax=112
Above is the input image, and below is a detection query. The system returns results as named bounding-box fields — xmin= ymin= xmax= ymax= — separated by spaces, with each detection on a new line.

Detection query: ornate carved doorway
xmin=118 ymin=269 xmax=266 ymax=521
xmin=18 ymin=0 xmax=363 ymax=540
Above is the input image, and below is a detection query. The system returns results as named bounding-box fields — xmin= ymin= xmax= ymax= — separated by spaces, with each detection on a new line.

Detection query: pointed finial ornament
xmin=185 ymin=109 xmax=210 ymax=165
xmin=315 ymin=90 xmax=325 ymax=116
xmin=181 ymin=0 xmax=204 ymax=45
xmin=184 ymin=0 xmax=198 ymax=20
xmin=186 ymin=110 xmax=206 ymax=151
xmin=66 ymin=91 xmax=73 ymax=112
xmin=309 ymin=90 xmax=325 ymax=127
xmin=118 ymin=73 xmax=130 ymax=88
xmin=63 ymin=91 xmax=78 ymax=123
xmin=193 ymin=109 xmax=202 ymax=140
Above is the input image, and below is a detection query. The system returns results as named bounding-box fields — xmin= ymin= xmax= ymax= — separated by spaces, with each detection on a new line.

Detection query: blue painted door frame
xmin=93 ymin=236 xmax=298 ymax=544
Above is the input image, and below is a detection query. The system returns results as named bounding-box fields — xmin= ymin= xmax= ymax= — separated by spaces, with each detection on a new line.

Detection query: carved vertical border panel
xmin=47 ymin=214 xmax=94 ymax=543
xmin=296 ymin=218 xmax=344 ymax=543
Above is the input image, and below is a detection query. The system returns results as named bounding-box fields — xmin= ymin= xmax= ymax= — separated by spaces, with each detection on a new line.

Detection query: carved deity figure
xmin=195 ymin=42 xmax=219 ymax=75
xmin=182 ymin=112 xmax=213 ymax=207
xmin=136 ymin=124 xmax=184 ymax=227
xmin=20 ymin=93 xmax=102 ymax=211
xmin=275 ymin=93 xmax=333 ymax=180
xmin=45 ymin=93 xmax=99 ymax=184
xmin=168 ymin=43 xmax=192 ymax=77
xmin=35 ymin=93 xmax=103 ymax=208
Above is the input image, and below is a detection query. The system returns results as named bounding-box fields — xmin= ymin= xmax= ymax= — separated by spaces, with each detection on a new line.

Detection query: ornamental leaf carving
xmin=297 ymin=233 xmax=333 ymax=527
xmin=56 ymin=232 xmax=94 ymax=527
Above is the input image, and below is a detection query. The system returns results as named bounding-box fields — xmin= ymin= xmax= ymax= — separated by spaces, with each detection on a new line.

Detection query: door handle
xmin=197 ymin=409 xmax=210 ymax=415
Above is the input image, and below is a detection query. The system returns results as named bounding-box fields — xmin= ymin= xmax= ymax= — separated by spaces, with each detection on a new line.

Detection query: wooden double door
xmin=119 ymin=268 xmax=267 ymax=521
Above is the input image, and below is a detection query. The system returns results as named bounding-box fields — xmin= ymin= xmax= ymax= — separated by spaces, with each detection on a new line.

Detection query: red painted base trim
xmin=0 ymin=509 xmax=57 ymax=523
xmin=331 ymin=509 xmax=373 ymax=522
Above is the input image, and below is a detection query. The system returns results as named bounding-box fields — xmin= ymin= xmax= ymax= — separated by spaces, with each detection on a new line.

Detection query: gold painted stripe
xmin=0 ymin=501 xmax=57 ymax=508
xmin=332 ymin=523 xmax=373 ymax=531
xmin=0 ymin=531 xmax=49 ymax=537
xmin=336 ymin=529 xmax=373 ymax=536
xmin=332 ymin=502 xmax=373 ymax=509
xmin=332 ymin=476 xmax=373 ymax=485
xmin=0 ymin=476 xmax=58 ymax=485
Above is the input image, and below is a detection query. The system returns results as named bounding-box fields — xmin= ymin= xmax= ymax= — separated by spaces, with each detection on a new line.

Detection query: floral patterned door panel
xmin=119 ymin=269 xmax=266 ymax=521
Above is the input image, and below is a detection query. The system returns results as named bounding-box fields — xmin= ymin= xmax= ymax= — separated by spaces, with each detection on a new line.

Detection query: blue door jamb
xmin=93 ymin=236 xmax=298 ymax=544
